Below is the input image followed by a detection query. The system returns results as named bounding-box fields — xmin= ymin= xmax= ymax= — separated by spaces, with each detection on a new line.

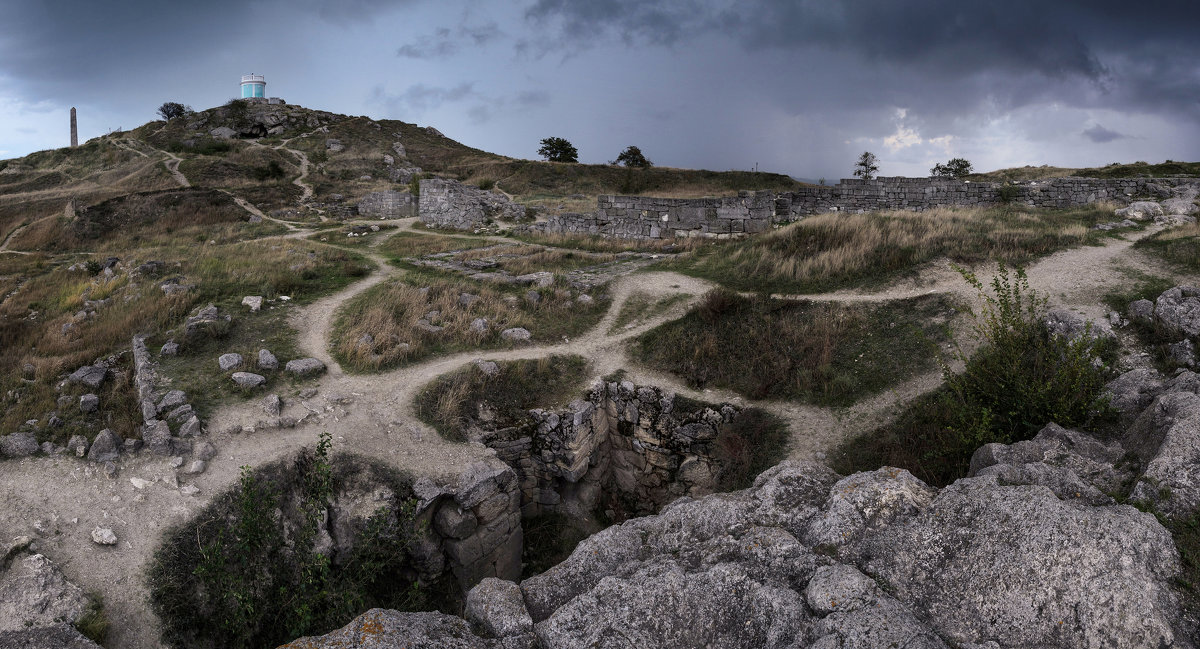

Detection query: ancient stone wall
xmin=356 ymin=190 xmax=416 ymax=219
xmin=418 ymin=178 xmax=527 ymax=230
xmin=506 ymin=176 xmax=1194 ymax=241
xmin=482 ymin=380 xmax=741 ymax=521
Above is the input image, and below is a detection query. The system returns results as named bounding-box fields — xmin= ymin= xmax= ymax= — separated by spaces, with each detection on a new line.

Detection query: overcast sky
xmin=2 ymin=0 xmax=1198 ymax=180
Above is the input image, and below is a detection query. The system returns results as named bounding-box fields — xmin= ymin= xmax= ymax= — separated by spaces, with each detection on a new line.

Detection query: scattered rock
xmin=66 ymin=435 xmax=88 ymax=457
xmin=160 ymin=341 xmax=179 ymax=356
xmin=469 ymin=318 xmax=489 ymax=334
xmin=129 ymin=478 xmax=150 ymax=490
xmin=576 ymin=294 xmax=594 ymax=305
xmin=86 ymin=430 xmax=120 ymax=463
xmin=90 ymin=528 xmax=117 ymax=546
xmin=218 ymin=353 xmax=244 ymax=371
xmin=179 ymin=416 xmax=202 ymax=438
xmin=184 ymin=460 xmax=207 ymax=475
xmin=258 ymin=348 xmax=279 ymax=370
xmin=156 ymin=390 xmax=187 ymax=414
xmin=241 ymin=295 xmax=264 ymax=312
xmin=465 ymin=578 xmax=534 ymax=638
xmin=142 ymin=420 xmax=173 ymax=455
xmin=209 ymin=126 xmax=237 ymax=139
xmin=0 ymin=433 xmax=39 ymax=458
xmin=180 ymin=485 xmax=200 ymax=497
xmin=459 ymin=293 xmax=479 ymax=307
xmin=232 ymin=372 xmax=267 ymax=388
xmin=78 ymin=394 xmax=99 ymax=414
xmin=1129 ymin=299 xmax=1155 ymax=322
xmin=67 ymin=366 xmax=107 ymax=389
xmin=193 ymin=441 xmax=217 ymax=462
xmin=473 ymin=359 xmax=500 ymax=377
xmin=1169 ymin=339 xmax=1198 ymax=368
xmin=524 ymin=290 xmax=541 ymax=304
xmin=262 ymin=394 xmax=282 ymax=416
xmin=500 ymin=328 xmax=531 ymax=343
xmin=285 ymin=358 xmax=326 ymax=376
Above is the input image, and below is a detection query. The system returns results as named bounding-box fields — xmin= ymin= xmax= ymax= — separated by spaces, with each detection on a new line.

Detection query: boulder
xmin=1042 ymin=307 xmax=1113 ymax=343
xmin=284 ymin=358 xmax=325 ymax=376
xmin=1129 ymin=391 xmax=1200 ymax=519
xmin=241 ymin=296 xmax=263 ymax=312
xmin=160 ymin=341 xmax=179 ymax=356
xmin=218 ymin=353 xmax=243 ymax=371
xmin=0 ymin=623 xmax=103 ymax=648
xmin=178 ymin=416 xmax=202 ymax=438
xmin=853 ymin=474 xmax=1183 ymax=649
xmin=0 ymin=434 xmax=38 ymax=458
xmin=86 ymin=430 xmax=121 ymax=463
xmin=156 ymin=390 xmax=187 ymax=414
xmin=1129 ymin=298 xmax=1155 ymax=322
xmin=1162 ymin=197 xmax=1199 ymax=216
xmin=1116 ymin=201 xmax=1164 ymax=220
xmin=1170 ymin=339 xmax=1198 ymax=368
xmin=231 ymin=372 xmax=266 ymax=388
xmin=469 ymin=318 xmax=489 ymax=334
xmin=281 ymin=610 xmax=490 ymax=648
xmin=465 ymin=578 xmax=534 ymax=638
xmin=142 ymin=420 xmax=174 ymax=456
xmin=193 ymin=441 xmax=217 ymax=462
xmin=67 ymin=366 xmax=106 ymax=389
xmin=0 ymin=554 xmax=90 ymax=632
xmin=1154 ymin=286 xmax=1200 ymax=338
xmin=209 ymin=126 xmax=237 ymax=139
xmin=262 ymin=394 xmax=282 ymax=416
xmin=473 ymin=359 xmax=500 ymax=377
xmin=78 ymin=394 xmax=99 ymax=414
xmin=258 ymin=349 xmax=279 ymax=370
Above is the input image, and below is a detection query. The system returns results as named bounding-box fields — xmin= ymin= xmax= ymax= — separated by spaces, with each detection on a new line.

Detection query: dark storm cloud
xmin=397 ymin=22 xmax=504 ymax=59
xmin=0 ymin=0 xmax=416 ymax=96
xmin=371 ymin=83 xmax=479 ymax=113
xmin=523 ymin=0 xmax=1200 ymax=120
xmin=1083 ymin=125 xmax=1129 ymax=143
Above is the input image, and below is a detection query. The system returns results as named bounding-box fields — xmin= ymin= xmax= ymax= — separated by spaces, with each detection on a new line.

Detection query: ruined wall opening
xmin=415 ymin=360 xmax=791 ymax=579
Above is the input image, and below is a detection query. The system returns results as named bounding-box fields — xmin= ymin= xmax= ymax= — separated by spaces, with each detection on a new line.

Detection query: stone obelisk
xmin=70 ymin=107 xmax=78 ymax=148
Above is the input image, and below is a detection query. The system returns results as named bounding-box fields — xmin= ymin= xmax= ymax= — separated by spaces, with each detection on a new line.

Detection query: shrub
xmin=832 ymin=265 xmax=1117 ymax=486
xmin=148 ymin=433 xmax=428 ymax=649
xmin=477 ymin=178 xmax=495 ymax=190
xmin=615 ymin=145 xmax=652 ymax=168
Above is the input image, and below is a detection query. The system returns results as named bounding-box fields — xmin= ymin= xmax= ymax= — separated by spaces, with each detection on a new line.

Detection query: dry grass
xmin=377 ymin=231 xmax=494 ymax=258
xmin=670 ymin=204 xmax=1117 ymax=294
xmin=514 ymin=231 xmax=708 ymax=254
xmin=633 ymin=289 xmax=952 ymax=405
xmin=1136 ymin=220 xmax=1200 ymax=271
xmin=451 ymin=245 xmax=618 ymax=275
xmin=332 ymin=270 xmax=607 ymax=372
xmin=0 ymin=239 xmax=371 ymax=442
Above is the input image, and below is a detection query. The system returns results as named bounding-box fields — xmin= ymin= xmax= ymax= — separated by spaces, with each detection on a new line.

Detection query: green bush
xmin=148 ymin=433 xmax=428 ymax=649
xmin=833 ymin=265 xmax=1116 ymax=486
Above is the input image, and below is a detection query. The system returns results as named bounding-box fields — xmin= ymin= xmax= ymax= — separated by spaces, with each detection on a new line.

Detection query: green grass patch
xmin=148 ymin=436 xmax=437 ymax=649
xmin=1135 ymin=221 xmax=1200 ymax=272
xmin=633 ymin=289 xmax=952 ymax=405
xmin=331 ymin=268 xmax=607 ymax=372
xmin=378 ymin=231 xmax=494 ymax=261
xmin=831 ymin=266 xmax=1118 ymax=487
xmin=414 ymin=355 xmax=590 ymax=442
xmin=667 ymin=204 xmax=1116 ymax=294
xmin=609 ymin=292 xmax=691 ymax=334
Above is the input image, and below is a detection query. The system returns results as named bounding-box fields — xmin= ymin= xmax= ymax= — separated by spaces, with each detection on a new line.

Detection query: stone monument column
xmin=70 ymin=107 xmax=78 ymax=148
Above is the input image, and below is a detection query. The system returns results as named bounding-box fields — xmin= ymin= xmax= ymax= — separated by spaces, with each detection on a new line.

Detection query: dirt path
xmin=0 ymin=222 xmax=32 ymax=254
xmin=2 ymin=217 xmax=1194 ymax=649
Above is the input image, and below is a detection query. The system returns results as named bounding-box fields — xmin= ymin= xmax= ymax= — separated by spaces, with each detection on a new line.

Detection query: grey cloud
xmin=397 ymin=22 xmax=504 ymax=59
xmin=371 ymin=83 xmax=480 ymax=113
xmin=1083 ymin=124 xmax=1129 ymax=143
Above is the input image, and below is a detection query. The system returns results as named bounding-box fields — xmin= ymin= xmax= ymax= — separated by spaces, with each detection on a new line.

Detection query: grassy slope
xmin=967 ymin=160 xmax=1200 ymax=182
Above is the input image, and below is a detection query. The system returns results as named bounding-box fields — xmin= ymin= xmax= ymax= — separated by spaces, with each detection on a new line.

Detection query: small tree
xmin=615 ymin=145 xmax=652 ymax=168
xmin=853 ymin=152 xmax=879 ymax=180
xmin=931 ymin=157 xmax=974 ymax=179
xmin=538 ymin=137 xmax=578 ymax=163
xmin=157 ymin=102 xmax=192 ymax=121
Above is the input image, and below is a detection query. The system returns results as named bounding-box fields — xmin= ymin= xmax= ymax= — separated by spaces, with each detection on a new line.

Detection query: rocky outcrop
xmin=0 ymin=551 xmax=97 ymax=645
xmin=285 ymin=457 xmax=1193 ymax=648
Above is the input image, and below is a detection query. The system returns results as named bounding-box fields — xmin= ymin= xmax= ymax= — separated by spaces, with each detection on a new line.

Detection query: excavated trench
xmin=149 ymin=376 xmax=786 ymax=647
